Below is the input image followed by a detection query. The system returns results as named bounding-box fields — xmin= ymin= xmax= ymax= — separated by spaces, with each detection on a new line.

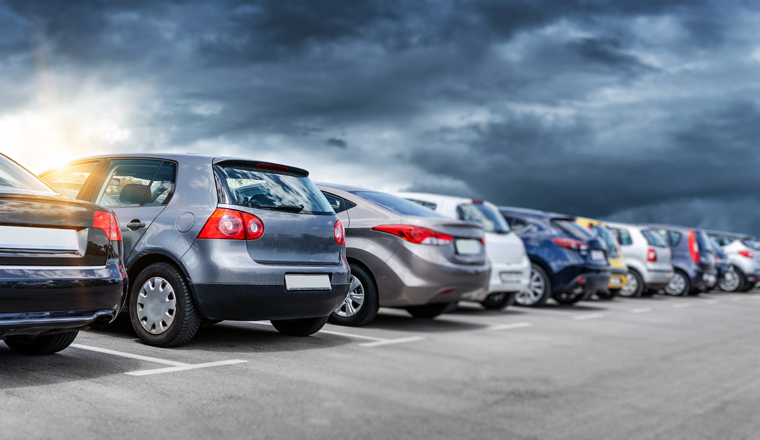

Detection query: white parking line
xmin=630 ymin=308 xmax=652 ymax=314
xmin=673 ymin=303 xmax=692 ymax=309
xmin=359 ymin=337 xmax=425 ymax=348
xmin=487 ymin=322 xmax=533 ymax=331
xmin=705 ymin=300 xmax=721 ymax=305
xmin=319 ymin=330 xmax=385 ymax=341
xmin=127 ymin=360 xmax=249 ymax=377
xmin=71 ymin=344 xmax=248 ymax=376
xmin=247 ymin=321 xmax=425 ymax=348
xmin=572 ymin=313 xmax=604 ymax=321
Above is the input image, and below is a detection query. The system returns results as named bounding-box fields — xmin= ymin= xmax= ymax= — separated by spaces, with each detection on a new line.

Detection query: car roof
xmin=641 ymin=223 xmax=697 ymax=233
xmin=395 ymin=192 xmax=474 ymax=205
xmin=316 ymin=182 xmax=372 ymax=193
xmin=703 ymin=229 xmax=755 ymax=240
xmin=498 ymin=205 xmax=572 ymax=220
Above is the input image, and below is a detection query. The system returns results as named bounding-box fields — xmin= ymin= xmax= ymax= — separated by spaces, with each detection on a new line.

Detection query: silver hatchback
xmin=606 ymin=222 xmax=674 ymax=297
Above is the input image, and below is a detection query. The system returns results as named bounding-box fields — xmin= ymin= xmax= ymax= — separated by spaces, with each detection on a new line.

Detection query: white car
xmin=394 ymin=192 xmax=531 ymax=309
xmin=706 ymin=230 xmax=760 ymax=292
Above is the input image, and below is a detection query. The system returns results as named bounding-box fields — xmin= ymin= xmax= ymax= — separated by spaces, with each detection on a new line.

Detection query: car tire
xmin=553 ymin=292 xmax=584 ymax=305
xmin=664 ymin=270 xmax=691 ymax=296
xmin=129 ymin=262 xmax=201 ymax=348
xmin=271 ymin=316 xmax=329 ymax=336
xmin=597 ymin=289 xmax=619 ymax=300
xmin=329 ymin=263 xmax=379 ymax=327
xmin=480 ymin=292 xmax=515 ymax=310
xmin=719 ymin=268 xmax=745 ymax=292
xmin=515 ymin=264 xmax=552 ymax=307
xmin=4 ymin=331 xmax=78 ymax=355
xmin=405 ymin=303 xmax=449 ymax=319
xmin=619 ymin=269 xmax=644 ymax=298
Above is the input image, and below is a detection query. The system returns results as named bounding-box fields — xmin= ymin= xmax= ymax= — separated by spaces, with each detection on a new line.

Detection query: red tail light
xmin=739 ymin=250 xmax=756 ymax=259
xmin=688 ymin=230 xmax=699 ymax=263
xmin=373 ymin=225 xmax=453 ymax=245
xmin=647 ymin=248 xmax=657 ymax=262
xmin=551 ymin=237 xmax=589 ymax=251
xmin=256 ymin=163 xmax=289 ymax=172
xmin=334 ymin=220 xmax=345 ymax=245
xmin=93 ymin=211 xmax=122 ymax=241
xmin=198 ymin=208 xmax=264 ymax=240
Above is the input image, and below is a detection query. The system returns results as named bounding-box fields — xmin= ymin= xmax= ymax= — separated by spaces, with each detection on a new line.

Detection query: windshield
xmin=215 ymin=164 xmax=333 ymax=215
xmin=552 ymin=219 xmax=594 ymax=241
xmin=0 ymin=154 xmax=57 ymax=196
xmin=592 ymin=225 xmax=620 ymax=258
xmin=354 ymin=191 xmax=447 ymax=218
xmin=457 ymin=203 xmax=510 ymax=233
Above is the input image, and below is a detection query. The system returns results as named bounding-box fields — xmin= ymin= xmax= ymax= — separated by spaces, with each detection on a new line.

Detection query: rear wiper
xmin=252 ymin=204 xmax=304 ymax=213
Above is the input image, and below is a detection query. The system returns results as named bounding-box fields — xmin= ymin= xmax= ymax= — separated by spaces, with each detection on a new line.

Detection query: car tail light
xmin=647 ymin=248 xmax=657 ymax=262
xmin=198 ymin=208 xmax=264 ymax=240
xmin=739 ymin=250 xmax=756 ymax=259
xmin=334 ymin=220 xmax=345 ymax=245
xmin=256 ymin=163 xmax=289 ymax=172
xmin=372 ymin=225 xmax=454 ymax=245
xmin=93 ymin=211 xmax=122 ymax=241
xmin=551 ymin=237 xmax=589 ymax=251
xmin=577 ymin=277 xmax=585 ymax=284
xmin=688 ymin=230 xmax=699 ymax=263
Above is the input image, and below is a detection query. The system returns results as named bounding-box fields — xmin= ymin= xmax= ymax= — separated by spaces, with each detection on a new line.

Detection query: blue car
xmin=499 ymin=207 xmax=611 ymax=306
xmin=645 ymin=224 xmax=717 ymax=296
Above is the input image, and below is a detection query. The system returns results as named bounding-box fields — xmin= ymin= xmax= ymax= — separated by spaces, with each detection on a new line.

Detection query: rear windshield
xmin=695 ymin=230 xmax=713 ymax=252
xmin=643 ymin=229 xmax=668 ymax=247
xmin=592 ymin=225 xmax=619 ymax=257
xmin=215 ymin=164 xmax=333 ymax=215
xmin=552 ymin=219 xmax=594 ymax=240
xmin=354 ymin=191 xmax=446 ymax=218
xmin=0 ymin=154 xmax=57 ymax=195
xmin=741 ymin=238 xmax=759 ymax=251
xmin=457 ymin=203 xmax=510 ymax=233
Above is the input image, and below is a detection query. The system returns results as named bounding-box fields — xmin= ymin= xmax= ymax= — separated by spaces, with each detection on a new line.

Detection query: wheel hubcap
xmin=335 ymin=275 xmax=364 ymax=317
xmin=719 ymin=270 xmax=740 ymax=291
xmin=665 ymin=273 xmax=686 ymax=296
xmin=137 ymin=277 xmax=177 ymax=335
xmin=516 ymin=270 xmax=544 ymax=305
xmin=620 ymin=273 xmax=638 ymax=297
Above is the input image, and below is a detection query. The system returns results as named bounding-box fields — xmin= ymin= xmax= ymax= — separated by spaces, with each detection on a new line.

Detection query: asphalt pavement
xmin=2 ymin=290 xmax=759 ymax=440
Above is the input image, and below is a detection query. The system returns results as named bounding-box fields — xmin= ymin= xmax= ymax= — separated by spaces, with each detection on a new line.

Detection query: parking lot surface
xmin=2 ymin=290 xmax=759 ymax=440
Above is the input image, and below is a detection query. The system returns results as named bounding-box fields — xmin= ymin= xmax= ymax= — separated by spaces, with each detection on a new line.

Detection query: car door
xmin=88 ymin=158 xmax=177 ymax=258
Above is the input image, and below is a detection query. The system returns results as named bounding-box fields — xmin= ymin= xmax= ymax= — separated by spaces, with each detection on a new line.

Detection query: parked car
xmin=574 ymin=217 xmax=628 ymax=299
xmin=645 ymin=224 xmax=716 ymax=296
xmin=394 ymin=193 xmax=529 ymax=310
xmin=709 ymin=237 xmax=734 ymax=290
xmin=1 ymin=153 xmax=126 ymax=355
xmin=605 ymin=222 xmax=673 ymax=297
xmin=706 ymin=230 xmax=760 ymax=292
xmin=318 ymin=184 xmax=490 ymax=324
xmin=40 ymin=154 xmax=349 ymax=347
xmin=498 ymin=207 xmax=611 ymax=306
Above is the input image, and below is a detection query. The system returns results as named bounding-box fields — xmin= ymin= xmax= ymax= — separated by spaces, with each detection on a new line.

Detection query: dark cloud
xmin=1 ymin=0 xmax=759 ymax=235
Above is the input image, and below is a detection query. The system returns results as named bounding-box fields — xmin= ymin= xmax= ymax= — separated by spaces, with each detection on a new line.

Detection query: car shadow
xmin=541 ymin=302 xmax=609 ymax=312
xmin=361 ymin=312 xmax=488 ymax=333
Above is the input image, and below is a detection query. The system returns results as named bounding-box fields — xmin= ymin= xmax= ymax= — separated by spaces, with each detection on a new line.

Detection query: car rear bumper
xmin=0 ymin=263 xmax=125 ymax=337
xmin=193 ymin=282 xmax=350 ymax=321
xmin=608 ymin=267 xmax=628 ymax=290
xmin=553 ymin=264 xmax=611 ymax=294
xmin=480 ymin=257 xmax=531 ymax=300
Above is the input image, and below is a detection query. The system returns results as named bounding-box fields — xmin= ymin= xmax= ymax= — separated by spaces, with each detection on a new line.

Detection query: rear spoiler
xmin=214 ymin=159 xmax=309 ymax=178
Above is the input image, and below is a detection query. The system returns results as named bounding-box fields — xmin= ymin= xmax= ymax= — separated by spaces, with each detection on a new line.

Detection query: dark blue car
xmin=499 ymin=207 xmax=611 ymax=306
xmin=646 ymin=224 xmax=716 ymax=296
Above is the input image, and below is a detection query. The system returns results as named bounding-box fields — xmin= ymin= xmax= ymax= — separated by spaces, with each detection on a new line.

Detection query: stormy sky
xmin=1 ymin=0 xmax=759 ymax=235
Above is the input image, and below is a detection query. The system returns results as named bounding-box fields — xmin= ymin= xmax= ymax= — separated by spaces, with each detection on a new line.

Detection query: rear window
xmin=592 ymin=225 xmax=619 ymax=257
xmin=552 ymin=219 xmax=594 ymax=240
xmin=457 ymin=203 xmax=510 ymax=233
xmin=0 ymin=154 xmax=57 ymax=195
xmin=695 ymin=231 xmax=712 ymax=252
xmin=741 ymin=238 xmax=759 ymax=251
xmin=215 ymin=164 xmax=333 ymax=215
xmin=609 ymin=227 xmax=633 ymax=246
xmin=354 ymin=191 xmax=446 ymax=218
xmin=643 ymin=229 xmax=668 ymax=247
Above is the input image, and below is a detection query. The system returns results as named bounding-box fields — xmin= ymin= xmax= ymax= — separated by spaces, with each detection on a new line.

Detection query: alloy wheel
xmin=664 ymin=272 xmax=687 ymax=296
xmin=335 ymin=275 xmax=365 ymax=317
xmin=137 ymin=277 xmax=177 ymax=335
xmin=719 ymin=270 xmax=740 ymax=292
xmin=620 ymin=273 xmax=638 ymax=297
xmin=516 ymin=269 xmax=545 ymax=305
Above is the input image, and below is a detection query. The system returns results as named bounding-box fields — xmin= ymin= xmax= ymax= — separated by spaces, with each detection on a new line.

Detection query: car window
xmin=354 ymin=191 xmax=447 ymax=218
xmin=667 ymin=231 xmax=682 ymax=247
xmin=41 ymin=161 xmax=99 ymax=199
xmin=0 ymin=154 xmax=57 ymax=195
xmin=457 ymin=203 xmax=510 ymax=233
xmin=695 ymin=231 xmax=712 ymax=252
xmin=609 ymin=227 xmax=633 ymax=246
xmin=643 ymin=229 xmax=668 ymax=247
xmin=216 ymin=164 xmax=333 ymax=215
xmin=143 ymin=162 xmax=176 ymax=206
xmin=322 ymin=192 xmax=350 ymax=213
xmin=592 ymin=225 xmax=620 ymax=257
xmin=552 ymin=219 xmax=594 ymax=240
xmin=96 ymin=159 xmax=163 ymax=207
xmin=503 ymin=215 xmax=529 ymax=232
xmin=741 ymin=238 xmax=759 ymax=251
xmin=406 ymin=198 xmax=438 ymax=210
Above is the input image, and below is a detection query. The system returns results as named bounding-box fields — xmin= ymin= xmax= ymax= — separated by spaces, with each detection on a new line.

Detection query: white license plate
xmin=591 ymin=250 xmax=605 ymax=261
xmin=610 ymin=276 xmax=622 ymax=286
xmin=500 ymin=272 xmax=522 ymax=283
xmin=455 ymin=239 xmax=481 ymax=255
xmin=285 ymin=274 xmax=332 ymax=291
xmin=0 ymin=225 xmax=79 ymax=251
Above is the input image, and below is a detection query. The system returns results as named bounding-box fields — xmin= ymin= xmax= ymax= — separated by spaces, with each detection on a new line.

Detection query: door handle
xmin=127 ymin=220 xmax=146 ymax=231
